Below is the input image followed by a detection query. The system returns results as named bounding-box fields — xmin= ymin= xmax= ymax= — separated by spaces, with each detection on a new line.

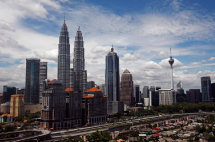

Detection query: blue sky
xmin=0 ymin=0 xmax=215 ymax=92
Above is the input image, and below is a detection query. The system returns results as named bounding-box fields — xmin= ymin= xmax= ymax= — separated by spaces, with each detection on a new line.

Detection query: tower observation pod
xmin=168 ymin=48 xmax=174 ymax=90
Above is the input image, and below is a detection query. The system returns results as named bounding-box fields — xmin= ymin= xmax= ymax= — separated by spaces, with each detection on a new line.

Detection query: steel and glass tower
xmin=58 ymin=20 xmax=70 ymax=89
xmin=105 ymin=46 xmax=120 ymax=115
xmin=201 ymin=76 xmax=212 ymax=102
xmin=72 ymin=26 xmax=87 ymax=92
xmin=25 ymin=58 xmax=40 ymax=104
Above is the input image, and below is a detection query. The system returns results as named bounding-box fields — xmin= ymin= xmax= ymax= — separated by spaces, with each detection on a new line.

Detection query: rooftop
xmin=65 ymin=88 xmax=74 ymax=92
xmin=123 ymin=69 xmax=130 ymax=73
xmin=87 ymin=87 xmax=102 ymax=92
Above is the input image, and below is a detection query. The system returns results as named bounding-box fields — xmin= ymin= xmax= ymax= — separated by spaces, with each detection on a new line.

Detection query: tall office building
xmin=99 ymin=84 xmax=106 ymax=96
xmin=186 ymin=89 xmax=201 ymax=103
xmin=70 ymin=27 xmax=87 ymax=93
xmin=201 ymin=76 xmax=212 ymax=102
xmin=87 ymin=81 xmax=95 ymax=90
xmin=120 ymin=69 xmax=135 ymax=107
xmin=159 ymin=89 xmax=176 ymax=105
xmin=39 ymin=62 xmax=47 ymax=104
xmin=134 ymin=85 xmax=140 ymax=103
xmin=58 ymin=20 xmax=70 ymax=89
xmin=25 ymin=58 xmax=40 ymax=104
xmin=211 ymin=83 xmax=215 ymax=103
xmin=143 ymin=86 xmax=149 ymax=98
xmin=105 ymin=47 xmax=120 ymax=115
xmin=3 ymin=86 xmax=17 ymax=103
xmin=176 ymin=81 xmax=184 ymax=94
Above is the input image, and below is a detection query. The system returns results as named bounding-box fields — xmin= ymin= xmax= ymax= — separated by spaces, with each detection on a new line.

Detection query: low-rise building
xmin=0 ymin=113 xmax=13 ymax=124
xmin=82 ymin=87 xmax=107 ymax=125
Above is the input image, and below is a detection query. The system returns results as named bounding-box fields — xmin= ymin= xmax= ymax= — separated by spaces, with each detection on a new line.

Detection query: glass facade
xmin=25 ymin=58 xmax=40 ymax=104
xmin=58 ymin=21 xmax=70 ymax=89
xmin=201 ymin=76 xmax=212 ymax=102
xmin=105 ymin=47 xmax=120 ymax=102
xmin=39 ymin=62 xmax=47 ymax=104
xmin=73 ymin=27 xmax=87 ymax=92
xmin=3 ymin=86 xmax=16 ymax=103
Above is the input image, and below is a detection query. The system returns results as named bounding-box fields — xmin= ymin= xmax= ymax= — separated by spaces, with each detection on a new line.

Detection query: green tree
xmin=87 ymin=130 xmax=111 ymax=142
xmin=130 ymin=130 xmax=139 ymax=137
xmin=4 ymin=125 xmax=16 ymax=132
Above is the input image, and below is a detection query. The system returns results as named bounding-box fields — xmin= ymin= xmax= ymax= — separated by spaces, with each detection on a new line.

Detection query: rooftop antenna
xmin=170 ymin=47 xmax=172 ymax=57
xmin=64 ymin=13 xmax=65 ymax=22
xmin=111 ymin=44 xmax=114 ymax=52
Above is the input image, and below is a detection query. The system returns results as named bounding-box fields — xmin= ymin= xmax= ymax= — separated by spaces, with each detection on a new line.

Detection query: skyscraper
xmin=39 ymin=62 xmax=47 ymax=104
xmin=134 ymin=85 xmax=140 ymax=103
xmin=120 ymin=69 xmax=135 ymax=107
xmin=105 ymin=46 xmax=120 ymax=115
xmin=143 ymin=86 xmax=149 ymax=98
xmin=168 ymin=48 xmax=174 ymax=90
xmin=25 ymin=58 xmax=40 ymax=104
xmin=87 ymin=81 xmax=95 ymax=90
xmin=3 ymin=86 xmax=17 ymax=103
xmin=176 ymin=81 xmax=184 ymax=94
xmin=70 ymin=27 xmax=87 ymax=93
xmin=58 ymin=20 xmax=70 ymax=89
xmin=201 ymin=76 xmax=212 ymax=102
xmin=186 ymin=89 xmax=201 ymax=103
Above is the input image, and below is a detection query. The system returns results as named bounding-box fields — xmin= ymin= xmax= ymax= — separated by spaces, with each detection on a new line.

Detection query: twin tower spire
xmin=57 ymin=21 xmax=87 ymax=92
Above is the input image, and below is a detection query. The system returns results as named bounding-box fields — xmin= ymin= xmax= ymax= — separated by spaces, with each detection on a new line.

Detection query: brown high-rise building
xmin=120 ymin=69 xmax=135 ymax=107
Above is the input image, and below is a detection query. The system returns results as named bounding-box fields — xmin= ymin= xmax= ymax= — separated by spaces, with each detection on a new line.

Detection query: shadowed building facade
xmin=40 ymin=79 xmax=82 ymax=130
xmin=25 ymin=58 xmax=40 ymax=104
xmin=70 ymin=27 xmax=87 ymax=94
xmin=201 ymin=76 xmax=212 ymax=103
xmin=120 ymin=69 xmax=135 ymax=107
xmin=82 ymin=87 xmax=107 ymax=125
xmin=105 ymin=47 xmax=120 ymax=115
xmin=186 ymin=89 xmax=201 ymax=103
xmin=58 ymin=20 xmax=70 ymax=89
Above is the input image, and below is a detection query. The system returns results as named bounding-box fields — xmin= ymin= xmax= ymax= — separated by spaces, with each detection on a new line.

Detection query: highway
xmin=48 ymin=112 xmax=209 ymax=140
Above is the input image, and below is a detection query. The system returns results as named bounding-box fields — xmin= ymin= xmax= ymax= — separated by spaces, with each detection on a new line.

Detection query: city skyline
xmin=1 ymin=0 xmax=215 ymax=92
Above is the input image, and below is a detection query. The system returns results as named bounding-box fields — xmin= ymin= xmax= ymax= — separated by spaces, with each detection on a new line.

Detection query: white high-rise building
xmin=159 ymin=89 xmax=176 ymax=105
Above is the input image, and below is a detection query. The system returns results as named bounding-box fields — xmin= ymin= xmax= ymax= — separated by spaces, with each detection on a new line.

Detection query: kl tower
xmin=168 ymin=48 xmax=174 ymax=90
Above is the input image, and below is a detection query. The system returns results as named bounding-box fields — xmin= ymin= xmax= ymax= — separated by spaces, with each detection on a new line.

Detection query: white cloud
xmin=209 ymin=57 xmax=215 ymax=61
xmin=159 ymin=58 xmax=184 ymax=69
xmin=0 ymin=0 xmax=214 ymax=92
xmin=187 ymin=62 xmax=202 ymax=67
xmin=121 ymin=53 xmax=137 ymax=62
xmin=0 ymin=20 xmax=15 ymax=32
xmin=201 ymin=60 xmax=207 ymax=62
xmin=140 ymin=61 xmax=162 ymax=70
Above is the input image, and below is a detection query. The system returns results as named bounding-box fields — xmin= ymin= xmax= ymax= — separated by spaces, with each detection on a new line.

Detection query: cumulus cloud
xmin=209 ymin=57 xmax=215 ymax=61
xmin=0 ymin=20 xmax=15 ymax=32
xmin=151 ymin=50 xmax=168 ymax=58
xmin=134 ymin=53 xmax=147 ymax=60
xmin=201 ymin=60 xmax=207 ymax=62
xmin=159 ymin=58 xmax=184 ymax=69
xmin=121 ymin=53 xmax=137 ymax=62
xmin=140 ymin=61 xmax=162 ymax=70
xmin=187 ymin=62 xmax=202 ymax=67
xmin=0 ymin=0 xmax=215 ymax=92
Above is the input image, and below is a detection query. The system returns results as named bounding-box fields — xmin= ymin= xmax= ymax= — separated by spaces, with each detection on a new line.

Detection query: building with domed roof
xmin=120 ymin=69 xmax=135 ymax=107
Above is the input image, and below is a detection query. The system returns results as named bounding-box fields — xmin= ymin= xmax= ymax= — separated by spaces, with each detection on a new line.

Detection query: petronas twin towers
xmin=58 ymin=20 xmax=87 ymax=92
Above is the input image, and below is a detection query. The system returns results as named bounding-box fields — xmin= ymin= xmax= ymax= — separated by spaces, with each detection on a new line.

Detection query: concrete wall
xmin=25 ymin=104 xmax=42 ymax=113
